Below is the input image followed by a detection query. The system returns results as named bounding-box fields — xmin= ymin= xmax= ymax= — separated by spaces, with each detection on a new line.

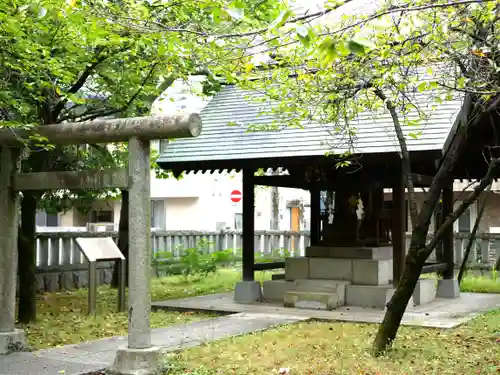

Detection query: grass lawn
xmin=168 ymin=309 xmax=500 ymax=375
xmin=20 ymin=269 xmax=271 ymax=350
xmin=18 ymin=268 xmax=499 ymax=352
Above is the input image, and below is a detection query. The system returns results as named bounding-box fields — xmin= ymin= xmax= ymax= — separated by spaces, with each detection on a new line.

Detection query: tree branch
xmin=457 ymin=183 xmax=491 ymax=283
xmin=109 ymin=0 xmax=354 ymax=38
xmin=243 ymin=0 xmax=495 ymax=57
xmin=61 ymin=61 xmax=161 ymax=123
xmin=51 ymin=48 xmax=108 ymax=121
xmin=373 ymin=87 xmax=419 ymax=227
xmin=422 ymin=158 xmax=500 ymax=257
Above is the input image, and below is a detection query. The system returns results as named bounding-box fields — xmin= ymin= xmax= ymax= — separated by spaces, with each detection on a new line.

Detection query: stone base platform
xmin=280 ymin=246 xmax=446 ymax=310
xmin=305 ymin=246 xmax=392 ymax=260
xmin=285 ymin=257 xmax=391 ymax=286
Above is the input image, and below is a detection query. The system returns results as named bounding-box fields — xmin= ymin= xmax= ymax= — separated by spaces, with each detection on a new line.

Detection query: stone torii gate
xmin=0 ymin=113 xmax=202 ymax=374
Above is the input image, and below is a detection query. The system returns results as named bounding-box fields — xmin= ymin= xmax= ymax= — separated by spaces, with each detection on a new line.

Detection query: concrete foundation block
xmin=436 ymin=279 xmax=460 ymax=298
xmin=305 ymin=246 xmax=330 ymax=258
xmin=352 ymin=259 xmax=390 ymax=285
xmin=284 ymin=291 xmax=342 ymax=310
xmin=271 ymin=273 xmax=286 ymax=280
xmin=306 ymin=246 xmax=392 ymax=260
xmin=308 ymin=258 xmax=352 ymax=280
xmin=388 ymin=259 xmax=393 ymax=282
xmin=108 ymin=346 xmax=161 ymax=375
xmin=413 ymin=278 xmax=437 ymax=305
xmin=346 ymin=284 xmax=394 ymax=309
xmin=262 ymin=280 xmax=295 ymax=302
xmin=285 ymin=257 xmax=309 ymax=281
xmin=294 ymin=279 xmax=349 ymax=304
xmin=0 ymin=329 xmax=28 ymax=355
xmin=233 ymin=281 xmax=262 ymax=303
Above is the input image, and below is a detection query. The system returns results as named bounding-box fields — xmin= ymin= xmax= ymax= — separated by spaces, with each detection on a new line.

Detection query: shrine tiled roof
xmin=157 ymin=84 xmax=463 ymax=171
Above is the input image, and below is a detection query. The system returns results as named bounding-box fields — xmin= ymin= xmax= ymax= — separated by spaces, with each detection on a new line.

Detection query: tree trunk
xmin=372 ymin=243 xmax=426 ymax=354
xmin=372 ymin=95 xmax=474 ymax=354
xmin=112 ymin=189 xmax=129 ymax=288
xmin=17 ymin=193 xmax=38 ymax=324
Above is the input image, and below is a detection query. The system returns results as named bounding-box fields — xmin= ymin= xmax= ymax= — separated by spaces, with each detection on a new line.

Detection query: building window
xmin=159 ymin=139 xmax=169 ymax=153
xmin=35 ymin=211 xmax=59 ymax=227
xmin=151 ymin=200 xmax=166 ymax=229
xmin=234 ymin=213 xmax=243 ymax=230
xmin=89 ymin=210 xmax=113 ymax=223
xmin=454 ymin=201 xmax=476 ymax=233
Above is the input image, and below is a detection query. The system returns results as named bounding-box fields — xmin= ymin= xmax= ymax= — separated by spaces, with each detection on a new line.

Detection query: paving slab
xmin=0 ymin=313 xmax=306 ymax=375
xmin=152 ymin=292 xmax=500 ymax=329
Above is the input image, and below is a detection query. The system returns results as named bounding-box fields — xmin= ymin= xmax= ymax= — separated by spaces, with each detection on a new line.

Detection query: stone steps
xmin=262 ymin=279 xmax=350 ymax=303
xmin=277 ymin=248 xmax=440 ymax=310
xmin=284 ymin=291 xmax=342 ymax=310
xmin=263 ymin=279 xmax=435 ymax=310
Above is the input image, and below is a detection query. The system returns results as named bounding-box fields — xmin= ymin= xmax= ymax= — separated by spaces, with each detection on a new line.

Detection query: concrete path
xmin=153 ymin=292 xmax=500 ymax=329
xmin=0 ymin=313 xmax=307 ymax=375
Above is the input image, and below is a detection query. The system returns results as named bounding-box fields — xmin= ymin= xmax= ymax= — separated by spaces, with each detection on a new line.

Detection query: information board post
xmin=75 ymin=237 xmax=126 ymax=316
xmin=117 ymin=259 xmax=126 ymax=312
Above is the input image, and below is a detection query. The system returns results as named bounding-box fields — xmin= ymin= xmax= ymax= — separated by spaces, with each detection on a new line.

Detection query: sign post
xmin=75 ymin=237 xmax=126 ymax=316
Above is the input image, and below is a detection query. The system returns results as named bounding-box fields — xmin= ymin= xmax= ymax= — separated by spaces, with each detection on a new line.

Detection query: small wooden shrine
xmin=157 ymin=83 xmax=471 ymax=308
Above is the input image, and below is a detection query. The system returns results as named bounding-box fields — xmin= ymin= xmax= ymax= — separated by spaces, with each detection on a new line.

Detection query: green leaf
xmin=269 ymin=10 xmax=292 ymax=29
xmin=38 ymin=7 xmax=47 ymax=18
xmin=226 ymin=7 xmax=244 ymax=20
xmin=409 ymin=131 xmax=422 ymax=139
xmin=417 ymin=82 xmax=427 ymax=92
xmin=295 ymin=24 xmax=308 ymax=38
xmin=347 ymin=40 xmax=365 ymax=55
xmin=347 ymin=37 xmax=375 ymax=55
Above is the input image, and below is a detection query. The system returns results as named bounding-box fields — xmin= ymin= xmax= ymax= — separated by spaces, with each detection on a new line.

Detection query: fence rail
xmin=30 ymin=229 xmax=500 ymax=292
xmin=35 ymin=230 xmax=500 ymax=269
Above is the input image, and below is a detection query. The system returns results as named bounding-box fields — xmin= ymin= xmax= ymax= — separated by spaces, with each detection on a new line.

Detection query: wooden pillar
xmin=242 ymin=168 xmax=255 ymax=281
xmin=310 ymin=186 xmax=321 ymax=246
xmin=392 ymin=172 xmax=406 ymax=287
xmin=433 ymin=197 xmax=443 ymax=263
xmin=442 ymin=182 xmax=454 ymax=279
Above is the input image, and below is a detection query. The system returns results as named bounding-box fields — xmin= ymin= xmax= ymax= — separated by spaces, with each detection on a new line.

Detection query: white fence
xmin=35 ymin=230 xmax=500 ymax=269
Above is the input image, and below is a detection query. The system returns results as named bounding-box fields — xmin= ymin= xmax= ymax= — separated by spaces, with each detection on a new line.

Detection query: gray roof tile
xmin=158 ymin=85 xmax=462 ymax=167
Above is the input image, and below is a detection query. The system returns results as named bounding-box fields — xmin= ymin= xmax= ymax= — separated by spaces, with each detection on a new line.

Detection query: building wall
xmin=404 ymin=191 xmax=500 ymax=234
xmin=478 ymin=192 xmax=500 ymax=232
xmin=43 ymin=169 xmax=500 ymax=234
xmin=45 ymin=172 xmax=311 ymax=232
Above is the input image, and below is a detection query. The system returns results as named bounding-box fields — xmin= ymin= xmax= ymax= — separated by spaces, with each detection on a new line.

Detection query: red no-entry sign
xmin=230 ymin=190 xmax=242 ymax=203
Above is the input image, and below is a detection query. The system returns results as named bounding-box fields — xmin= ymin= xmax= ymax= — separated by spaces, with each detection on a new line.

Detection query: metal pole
xmin=127 ymin=137 xmax=152 ymax=349
xmin=88 ymin=262 xmax=97 ymax=316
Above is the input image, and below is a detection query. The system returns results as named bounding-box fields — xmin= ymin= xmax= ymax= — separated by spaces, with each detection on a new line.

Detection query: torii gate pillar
xmin=0 ymin=114 xmax=202 ymax=375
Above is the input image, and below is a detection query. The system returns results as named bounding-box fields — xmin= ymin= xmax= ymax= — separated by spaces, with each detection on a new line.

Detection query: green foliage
xmin=234 ymin=0 xmax=500 ymax=162
xmin=0 ymin=0 xmax=285 ymax=212
xmin=151 ymin=240 xmax=292 ymax=278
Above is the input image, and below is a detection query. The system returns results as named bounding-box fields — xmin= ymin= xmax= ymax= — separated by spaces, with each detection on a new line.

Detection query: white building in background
xmin=37 ymin=76 xmax=312 ymax=232
xmin=42 ymin=167 xmax=311 ymax=232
